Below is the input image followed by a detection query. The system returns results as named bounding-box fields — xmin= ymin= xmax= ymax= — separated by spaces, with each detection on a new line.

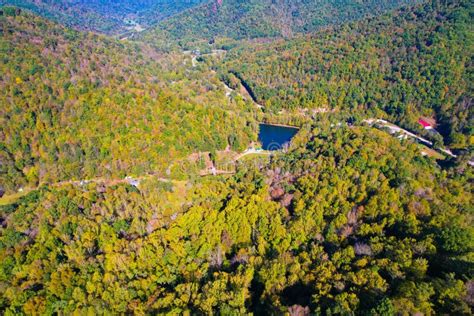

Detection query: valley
xmin=0 ymin=0 xmax=207 ymax=35
xmin=0 ymin=0 xmax=472 ymax=314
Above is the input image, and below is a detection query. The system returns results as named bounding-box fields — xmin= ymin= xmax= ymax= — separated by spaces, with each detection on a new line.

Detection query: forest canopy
xmin=219 ymin=0 xmax=474 ymax=149
xmin=143 ymin=0 xmax=420 ymax=49
xmin=1 ymin=123 xmax=473 ymax=314
xmin=0 ymin=10 xmax=256 ymax=192
xmin=0 ymin=0 xmax=473 ymax=314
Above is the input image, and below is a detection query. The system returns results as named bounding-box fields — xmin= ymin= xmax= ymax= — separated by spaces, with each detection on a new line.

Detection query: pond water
xmin=258 ymin=123 xmax=299 ymax=151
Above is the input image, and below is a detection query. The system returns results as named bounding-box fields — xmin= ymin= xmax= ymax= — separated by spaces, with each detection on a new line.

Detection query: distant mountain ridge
xmin=143 ymin=0 xmax=421 ymax=47
xmin=0 ymin=0 xmax=206 ymax=35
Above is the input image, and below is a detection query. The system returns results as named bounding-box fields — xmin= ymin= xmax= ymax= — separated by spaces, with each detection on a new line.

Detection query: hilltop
xmin=143 ymin=0 xmax=420 ymax=48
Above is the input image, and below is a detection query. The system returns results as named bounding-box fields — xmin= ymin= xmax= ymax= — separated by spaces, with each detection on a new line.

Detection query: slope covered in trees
xmin=219 ymin=0 xmax=473 ymax=149
xmin=1 ymin=122 xmax=472 ymax=314
xmin=0 ymin=0 xmax=205 ymax=35
xmin=0 ymin=0 xmax=473 ymax=314
xmin=144 ymin=0 xmax=419 ymax=48
xmin=0 ymin=9 xmax=256 ymax=192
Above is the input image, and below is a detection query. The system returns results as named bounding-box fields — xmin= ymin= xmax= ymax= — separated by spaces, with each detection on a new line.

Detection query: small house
xmin=418 ymin=118 xmax=433 ymax=130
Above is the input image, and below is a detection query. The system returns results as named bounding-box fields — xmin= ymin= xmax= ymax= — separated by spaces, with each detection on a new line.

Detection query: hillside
xmin=143 ymin=0 xmax=420 ymax=48
xmin=1 ymin=120 xmax=473 ymax=314
xmin=0 ymin=0 xmax=205 ymax=35
xmin=0 ymin=9 xmax=256 ymax=192
xmin=0 ymin=0 xmax=473 ymax=314
xmin=219 ymin=0 xmax=474 ymax=149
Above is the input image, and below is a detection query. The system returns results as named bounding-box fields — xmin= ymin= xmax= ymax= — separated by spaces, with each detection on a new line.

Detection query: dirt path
xmin=2 ymin=145 xmax=266 ymax=202
xmin=49 ymin=173 xmax=171 ymax=188
xmin=364 ymin=119 xmax=473 ymax=166
xmin=234 ymin=148 xmax=272 ymax=161
xmin=0 ymin=172 xmax=174 ymax=204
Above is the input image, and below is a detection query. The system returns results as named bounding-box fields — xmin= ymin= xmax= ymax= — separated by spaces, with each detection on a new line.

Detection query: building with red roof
xmin=418 ymin=118 xmax=433 ymax=130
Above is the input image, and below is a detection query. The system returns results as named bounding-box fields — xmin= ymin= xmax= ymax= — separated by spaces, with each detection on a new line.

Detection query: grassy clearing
xmin=238 ymin=152 xmax=274 ymax=166
xmin=419 ymin=145 xmax=445 ymax=160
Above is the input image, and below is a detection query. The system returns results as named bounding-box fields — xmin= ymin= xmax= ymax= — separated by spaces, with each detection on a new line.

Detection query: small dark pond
xmin=258 ymin=123 xmax=299 ymax=151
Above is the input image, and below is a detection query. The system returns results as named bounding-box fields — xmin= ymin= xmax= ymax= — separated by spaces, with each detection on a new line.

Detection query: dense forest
xmin=220 ymin=0 xmax=474 ymax=149
xmin=1 ymin=121 xmax=472 ymax=314
xmin=0 ymin=8 xmax=257 ymax=192
xmin=0 ymin=0 xmax=473 ymax=314
xmin=144 ymin=0 xmax=419 ymax=48
xmin=0 ymin=0 xmax=205 ymax=34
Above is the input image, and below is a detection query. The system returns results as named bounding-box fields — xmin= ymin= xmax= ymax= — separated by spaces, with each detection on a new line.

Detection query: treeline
xmin=0 ymin=10 xmax=257 ymax=192
xmin=1 ymin=1 xmax=120 ymax=33
xmin=220 ymin=0 xmax=473 ymax=149
xmin=1 ymin=123 xmax=472 ymax=314
xmin=0 ymin=0 xmax=206 ymax=35
xmin=143 ymin=0 xmax=418 ymax=49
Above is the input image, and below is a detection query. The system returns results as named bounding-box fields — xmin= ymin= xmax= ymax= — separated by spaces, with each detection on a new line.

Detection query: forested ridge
xmin=1 ymin=123 xmax=472 ymax=314
xmin=220 ymin=0 xmax=473 ymax=149
xmin=143 ymin=0 xmax=419 ymax=48
xmin=0 ymin=9 xmax=256 ymax=192
xmin=0 ymin=0 xmax=206 ymax=35
xmin=0 ymin=0 xmax=473 ymax=314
